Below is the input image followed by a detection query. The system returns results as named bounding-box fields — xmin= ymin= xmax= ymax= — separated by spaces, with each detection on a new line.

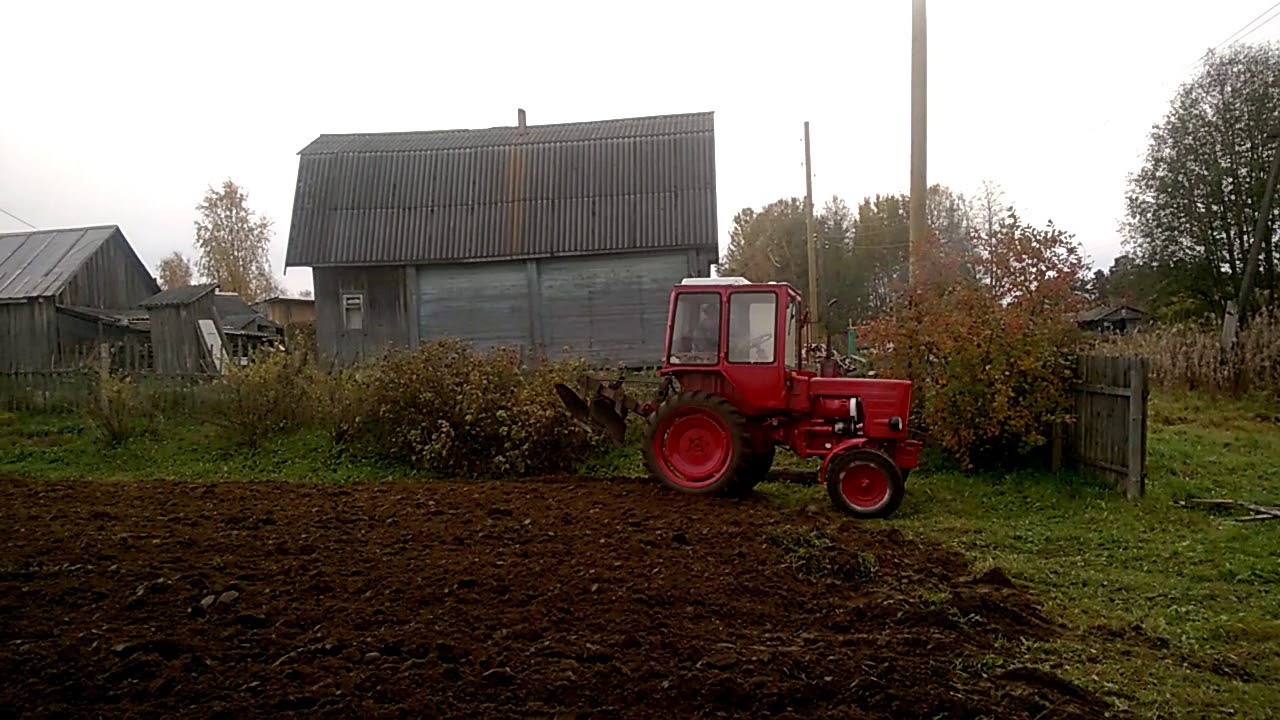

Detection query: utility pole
xmin=908 ymin=0 xmax=927 ymax=287
xmin=804 ymin=121 xmax=820 ymax=329
xmin=1221 ymin=126 xmax=1280 ymax=353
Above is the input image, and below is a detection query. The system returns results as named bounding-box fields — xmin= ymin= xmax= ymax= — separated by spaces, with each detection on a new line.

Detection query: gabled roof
xmin=297 ymin=111 xmax=714 ymax=155
xmin=139 ymin=283 xmax=217 ymax=308
xmin=285 ymin=110 xmax=719 ymax=268
xmin=1070 ymin=304 xmax=1146 ymax=323
xmin=0 ymin=225 xmax=124 ymax=300
xmin=212 ymin=291 xmax=256 ymax=319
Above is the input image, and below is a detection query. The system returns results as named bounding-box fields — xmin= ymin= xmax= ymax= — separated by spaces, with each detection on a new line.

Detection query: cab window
xmin=727 ymin=291 xmax=777 ymax=364
xmin=785 ymin=297 xmax=800 ymax=369
xmin=667 ymin=292 xmax=720 ymax=365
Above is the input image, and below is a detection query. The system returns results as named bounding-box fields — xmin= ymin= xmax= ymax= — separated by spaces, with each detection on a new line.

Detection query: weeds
xmin=83 ymin=368 xmax=155 ymax=447
xmin=765 ymin=525 xmax=878 ymax=584
xmin=1094 ymin=308 xmax=1280 ymax=398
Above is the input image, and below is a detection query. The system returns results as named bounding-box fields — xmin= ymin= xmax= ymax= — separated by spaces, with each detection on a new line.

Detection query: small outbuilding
xmin=0 ymin=224 xmax=160 ymax=371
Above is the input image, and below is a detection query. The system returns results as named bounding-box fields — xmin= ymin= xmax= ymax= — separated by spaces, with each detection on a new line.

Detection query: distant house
xmin=0 ymin=225 xmax=160 ymax=371
xmin=284 ymin=109 xmax=720 ymax=368
xmin=251 ymin=295 xmax=315 ymax=327
xmin=1071 ymin=304 xmax=1147 ymax=334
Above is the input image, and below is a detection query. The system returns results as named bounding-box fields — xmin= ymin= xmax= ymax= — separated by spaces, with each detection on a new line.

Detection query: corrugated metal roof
xmin=298 ymin=112 xmax=714 ymax=155
xmin=286 ymin=111 xmax=719 ymax=267
xmin=139 ymin=283 xmax=217 ymax=308
xmin=0 ymin=225 xmax=121 ymax=299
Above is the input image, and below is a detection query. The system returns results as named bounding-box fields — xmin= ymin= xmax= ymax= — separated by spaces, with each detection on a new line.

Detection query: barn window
xmin=342 ymin=293 xmax=364 ymax=330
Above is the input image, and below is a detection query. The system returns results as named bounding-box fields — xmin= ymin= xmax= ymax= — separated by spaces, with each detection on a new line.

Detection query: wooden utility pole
xmin=804 ymin=121 xmax=819 ymax=327
xmin=1221 ymin=126 xmax=1280 ymax=352
xmin=908 ymin=0 xmax=927 ymax=286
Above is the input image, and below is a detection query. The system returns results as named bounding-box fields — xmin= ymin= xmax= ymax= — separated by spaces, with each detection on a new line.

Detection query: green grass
xmin=3 ymin=392 xmax=1279 ymax=717
xmin=758 ymin=391 xmax=1280 ymax=718
xmin=0 ymin=411 xmax=409 ymax=483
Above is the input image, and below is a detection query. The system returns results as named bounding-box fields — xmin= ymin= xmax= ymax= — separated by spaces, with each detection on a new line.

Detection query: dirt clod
xmin=0 ymin=475 xmax=1121 ymax=719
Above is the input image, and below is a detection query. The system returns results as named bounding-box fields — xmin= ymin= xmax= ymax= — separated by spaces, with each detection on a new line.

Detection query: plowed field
xmin=0 ymin=476 xmax=1118 ymax=719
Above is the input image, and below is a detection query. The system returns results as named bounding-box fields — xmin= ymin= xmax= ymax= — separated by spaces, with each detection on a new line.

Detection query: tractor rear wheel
xmin=824 ymin=447 xmax=905 ymax=519
xmin=643 ymin=391 xmax=747 ymax=495
xmin=725 ymin=445 xmax=776 ymax=497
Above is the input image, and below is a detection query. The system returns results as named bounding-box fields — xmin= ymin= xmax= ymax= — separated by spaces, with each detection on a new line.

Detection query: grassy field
xmin=759 ymin=392 xmax=1280 ymax=719
xmin=3 ymin=391 xmax=1278 ymax=718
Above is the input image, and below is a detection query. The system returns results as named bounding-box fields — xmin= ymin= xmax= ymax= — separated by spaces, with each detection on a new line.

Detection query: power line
xmin=1181 ymin=0 xmax=1280 ymax=75
xmin=1088 ymin=1 xmax=1280 ymax=139
xmin=0 ymin=206 xmax=37 ymax=229
xmin=1231 ymin=2 xmax=1280 ymax=45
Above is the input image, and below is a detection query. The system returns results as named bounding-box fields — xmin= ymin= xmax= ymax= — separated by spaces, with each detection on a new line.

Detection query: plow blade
xmin=553 ymin=375 xmax=646 ymax=446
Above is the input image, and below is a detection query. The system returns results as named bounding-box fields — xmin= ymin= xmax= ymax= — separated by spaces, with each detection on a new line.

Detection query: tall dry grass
xmin=1090 ymin=308 xmax=1280 ymax=397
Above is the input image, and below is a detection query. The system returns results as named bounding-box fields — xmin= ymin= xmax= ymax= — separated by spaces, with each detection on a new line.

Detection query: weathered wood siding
xmin=55 ymin=231 xmax=160 ymax=309
xmin=315 ymin=248 xmax=713 ymax=369
xmin=314 ymin=266 xmax=411 ymax=368
xmin=1065 ymin=354 xmax=1150 ymax=498
xmin=415 ymin=248 xmax=706 ymax=367
xmin=150 ymin=294 xmax=217 ymax=374
xmin=0 ymin=299 xmax=56 ymax=372
xmin=55 ymin=310 xmax=137 ymax=360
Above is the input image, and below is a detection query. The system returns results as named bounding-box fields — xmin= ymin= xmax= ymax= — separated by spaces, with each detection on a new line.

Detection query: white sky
xmin=3 ymin=0 xmax=1279 ymax=296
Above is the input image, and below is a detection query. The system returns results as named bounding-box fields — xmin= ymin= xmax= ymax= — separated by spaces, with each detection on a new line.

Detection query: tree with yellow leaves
xmin=193 ymin=179 xmax=281 ymax=303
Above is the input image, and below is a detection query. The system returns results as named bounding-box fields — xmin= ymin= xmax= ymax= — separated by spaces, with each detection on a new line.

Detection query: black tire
xmin=824 ymin=447 xmax=905 ymax=519
xmin=643 ymin=390 xmax=748 ymax=496
xmin=724 ymin=444 xmax=776 ymax=497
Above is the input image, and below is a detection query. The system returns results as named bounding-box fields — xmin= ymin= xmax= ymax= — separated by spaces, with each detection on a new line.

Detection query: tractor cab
xmin=665 ymin=277 xmax=802 ymax=368
xmin=661 ymin=277 xmax=805 ymax=416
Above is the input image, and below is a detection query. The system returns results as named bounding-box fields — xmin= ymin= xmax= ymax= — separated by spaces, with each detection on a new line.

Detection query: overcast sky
xmin=3 ymin=0 xmax=1279 ymax=296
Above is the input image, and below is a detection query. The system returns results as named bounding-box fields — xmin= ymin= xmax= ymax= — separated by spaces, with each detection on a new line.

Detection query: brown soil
xmin=0 ymin=475 xmax=1120 ymax=719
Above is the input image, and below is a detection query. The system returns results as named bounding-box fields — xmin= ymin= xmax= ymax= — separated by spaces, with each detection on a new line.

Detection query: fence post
xmin=1125 ymin=355 xmax=1147 ymax=499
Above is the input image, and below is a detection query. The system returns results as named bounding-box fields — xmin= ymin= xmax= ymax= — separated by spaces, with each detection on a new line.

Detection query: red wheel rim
xmin=838 ymin=462 xmax=889 ymax=509
xmin=653 ymin=408 xmax=732 ymax=489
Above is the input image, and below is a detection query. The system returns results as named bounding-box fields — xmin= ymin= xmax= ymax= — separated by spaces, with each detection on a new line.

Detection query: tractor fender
xmin=818 ymin=438 xmax=872 ymax=485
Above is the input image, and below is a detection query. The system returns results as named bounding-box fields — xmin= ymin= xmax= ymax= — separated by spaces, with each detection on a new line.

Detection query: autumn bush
xmin=82 ymin=367 xmax=158 ymax=447
xmin=328 ymin=339 xmax=607 ymax=477
xmin=202 ymin=349 xmax=321 ymax=449
xmin=858 ymin=214 xmax=1088 ymax=470
xmin=1092 ymin=309 xmax=1280 ymax=397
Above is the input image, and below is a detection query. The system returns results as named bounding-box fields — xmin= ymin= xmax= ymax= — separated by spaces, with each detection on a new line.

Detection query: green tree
xmin=193 ymin=179 xmax=282 ymax=303
xmin=1123 ymin=40 xmax=1280 ymax=320
xmin=721 ymin=185 xmax=974 ymax=333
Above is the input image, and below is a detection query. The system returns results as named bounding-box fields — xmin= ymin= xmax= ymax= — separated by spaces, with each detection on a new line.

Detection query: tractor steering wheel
xmin=750 ymin=332 xmax=774 ymax=350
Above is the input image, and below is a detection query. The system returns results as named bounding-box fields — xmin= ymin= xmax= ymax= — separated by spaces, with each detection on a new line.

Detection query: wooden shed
xmin=138 ymin=284 xmax=228 ymax=374
xmin=0 ymin=225 xmax=160 ymax=371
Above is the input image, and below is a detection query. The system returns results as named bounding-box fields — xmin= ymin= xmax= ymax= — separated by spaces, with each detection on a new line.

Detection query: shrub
xmin=859 ymin=214 xmax=1088 ymax=470
xmin=201 ymin=349 xmax=321 ymax=449
xmin=332 ymin=339 xmax=607 ymax=477
xmin=82 ymin=367 xmax=156 ymax=447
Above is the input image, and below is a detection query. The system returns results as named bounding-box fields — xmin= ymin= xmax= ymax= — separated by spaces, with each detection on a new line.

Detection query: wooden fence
xmin=1063 ymin=354 xmax=1150 ymax=499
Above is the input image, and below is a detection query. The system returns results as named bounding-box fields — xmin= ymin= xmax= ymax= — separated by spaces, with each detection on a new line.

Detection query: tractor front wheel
xmin=824 ymin=447 xmax=905 ymax=519
xmin=643 ymin=391 xmax=747 ymax=496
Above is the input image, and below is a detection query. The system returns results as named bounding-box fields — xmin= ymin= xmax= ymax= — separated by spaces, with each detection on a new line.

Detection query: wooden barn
xmin=0 ymin=225 xmax=160 ymax=371
xmin=284 ymin=109 xmax=720 ymax=369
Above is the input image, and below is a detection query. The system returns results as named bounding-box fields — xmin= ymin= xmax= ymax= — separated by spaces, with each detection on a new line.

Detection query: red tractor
xmin=554 ymin=277 xmax=921 ymax=519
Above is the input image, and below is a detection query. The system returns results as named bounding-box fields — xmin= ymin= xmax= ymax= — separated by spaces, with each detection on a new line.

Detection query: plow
xmin=555 ymin=277 xmax=921 ymax=519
